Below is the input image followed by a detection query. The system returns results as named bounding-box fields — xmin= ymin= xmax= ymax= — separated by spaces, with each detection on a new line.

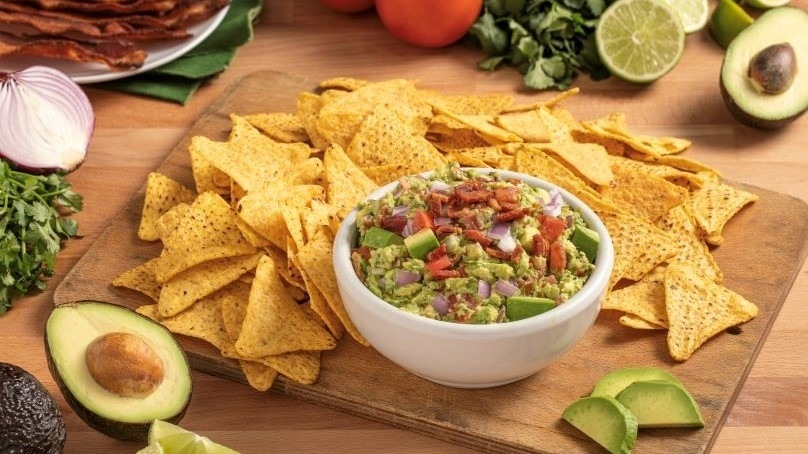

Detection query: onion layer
xmin=0 ymin=66 xmax=94 ymax=173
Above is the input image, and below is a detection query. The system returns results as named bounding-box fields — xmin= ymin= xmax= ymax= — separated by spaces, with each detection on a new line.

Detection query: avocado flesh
xmin=0 ymin=362 xmax=66 ymax=454
xmin=404 ymin=227 xmax=439 ymax=260
xmin=616 ymin=380 xmax=705 ymax=428
xmin=720 ymin=7 xmax=808 ymax=129
xmin=590 ymin=366 xmax=683 ymax=397
xmin=45 ymin=301 xmax=192 ymax=442
xmin=562 ymin=396 xmax=638 ymax=454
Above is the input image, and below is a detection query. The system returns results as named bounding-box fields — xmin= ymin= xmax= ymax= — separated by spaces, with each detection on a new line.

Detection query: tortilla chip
xmin=138 ymin=289 xmax=232 ymax=352
xmin=236 ymin=256 xmax=336 ymax=358
xmin=537 ymin=142 xmax=614 ymax=187
xmin=656 ymin=205 xmax=722 ymax=283
xmin=604 ymin=267 xmax=668 ymax=327
xmin=189 ymin=140 xmax=228 ymax=195
xmin=318 ymin=76 xmax=370 ymax=91
xmin=242 ymin=112 xmax=309 ymax=144
xmin=600 ymin=164 xmax=689 ymax=222
xmin=664 ymin=263 xmax=758 ymax=361
xmin=137 ymin=173 xmax=197 ymax=242
xmin=685 ymin=179 xmax=758 ymax=243
xmin=158 ymin=253 xmax=262 ymax=318
xmin=619 ymin=314 xmax=667 ymax=330
xmin=155 ymin=191 xmax=257 ymax=283
xmin=112 ymin=258 xmax=162 ymax=302
xmin=495 ymin=109 xmax=551 ymax=143
xmin=236 ymin=185 xmax=325 ymax=251
xmin=420 ymin=90 xmax=514 ymax=116
xmin=323 ymin=142 xmax=379 ymax=218
xmin=260 ymin=350 xmax=322 ymax=385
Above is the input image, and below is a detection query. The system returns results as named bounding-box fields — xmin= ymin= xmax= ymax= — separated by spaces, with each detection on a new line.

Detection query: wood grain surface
xmin=53 ymin=71 xmax=808 ymax=454
xmin=3 ymin=1 xmax=808 ymax=453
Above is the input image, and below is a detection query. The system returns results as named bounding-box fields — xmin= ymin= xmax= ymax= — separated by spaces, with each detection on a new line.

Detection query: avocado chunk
xmin=361 ymin=226 xmax=404 ymax=249
xmin=590 ymin=366 xmax=683 ymax=397
xmin=616 ymin=380 xmax=705 ymax=428
xmin=562 ymin=396 xmax=638 ymax=454
xmin=720 ymin=7 xmax=808 ymax=129
xmin=45 ymin=301 xmax=192 ymax=442
xmin=404 ymin=227 xmax=439 ymax=260
xmin=505 ymin=296 xmax=555 ymax=321
xmin=570 ymin=223 xmax=600 ymax=262
xmin=1 ymin=362 xmax=66 ymax=454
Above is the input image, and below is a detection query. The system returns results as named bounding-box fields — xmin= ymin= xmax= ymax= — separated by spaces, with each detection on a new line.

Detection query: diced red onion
xmin=434 ymin=217 xmax=452 ymax=226
xmin=494 ymin=279 xmax=519 ymax=297
xmin=487 ymin=222 xmax=511 ymax=239
xmin=396 ymin=270 xmax=420 ymax=286
xmin=402 ymin=219 xmax=414 ymax=238
xmin=391 ymin=205 xmax=409 ymax=216
xmin=0 ymin=66 xmax=94 ymax=173
xmin=430 ymin=180 xmax=451 ymax=192
xmin=542 ymin=189 xmax=563 ymax=217
xmin=431 ymin=293 xmax=449 ymax=315
xmin=477 ymin=280 xmax=491 ymax=298
xmin=496 ymin=232 xmax=517 ymax=253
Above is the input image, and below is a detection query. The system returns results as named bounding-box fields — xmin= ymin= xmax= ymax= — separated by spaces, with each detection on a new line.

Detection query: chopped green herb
xmin=469 ymin=0 xmax=614 ymax=90
xmin=1 ymin=161 xmax=82 ymax=314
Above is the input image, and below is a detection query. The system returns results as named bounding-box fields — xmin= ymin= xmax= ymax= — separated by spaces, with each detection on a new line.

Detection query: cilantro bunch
xmin=0 ymin=161 xmax=82 ymax=314
xmin=469 ymin=0 xmax=614 ymax=90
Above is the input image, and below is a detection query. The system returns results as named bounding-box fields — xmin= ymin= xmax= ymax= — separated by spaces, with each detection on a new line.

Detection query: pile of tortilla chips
xmin=113 ymin=77 xmax=759 ymax=390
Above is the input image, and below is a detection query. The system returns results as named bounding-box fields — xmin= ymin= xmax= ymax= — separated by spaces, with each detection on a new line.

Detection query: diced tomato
xmin=540 ymin=215 xmax=567 ymax=243
xmin=426 ymin=254 xmax=452 ymax=274
xmin=549 ymin=241 xmax=567 ymax=273
xmin=412 ymin=209 xmax=435 ymax=231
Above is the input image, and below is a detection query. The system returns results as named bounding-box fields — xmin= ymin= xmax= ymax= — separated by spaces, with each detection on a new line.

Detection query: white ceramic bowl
xmin=333 ymin=168 xmax=614 ymax=388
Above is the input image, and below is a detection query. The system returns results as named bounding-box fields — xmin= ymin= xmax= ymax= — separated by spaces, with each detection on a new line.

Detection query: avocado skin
xmin=719 ymin=80 xmax=805 ymax=130
xmin=44 ymin=301 xmax=193 ymax=443
xmin=0 ymin=362 xmax=67 ymax=454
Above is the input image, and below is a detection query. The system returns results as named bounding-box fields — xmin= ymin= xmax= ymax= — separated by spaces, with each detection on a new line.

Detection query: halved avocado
xmin=720 ymin=7 xmax=808 ymax=129
xmin=45 ymin=301 xmax=192 ymax=442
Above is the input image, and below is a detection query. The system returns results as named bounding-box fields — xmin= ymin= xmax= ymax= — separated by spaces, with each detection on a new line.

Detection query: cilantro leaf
xmin=0 ymin=161 xmax=82 ymax=314
xmin=469 ymin=0 xmax=614 ymax=91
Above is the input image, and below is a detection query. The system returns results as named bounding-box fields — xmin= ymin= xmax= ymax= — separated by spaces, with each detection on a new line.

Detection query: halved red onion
xmin=477 ymin=280 xmax=491 ymax=298
xmin=542 ymin=189 xmax=563 ymax=217
xmin=431 ymin=293 xmax=449 ymax=315
xmin=0 ymin=66 xmax=94 ymax=173
xmin=396 ymin=270 xmax=420 ymax=286
xmin=493 ymin=279 xmax=519 ymax=297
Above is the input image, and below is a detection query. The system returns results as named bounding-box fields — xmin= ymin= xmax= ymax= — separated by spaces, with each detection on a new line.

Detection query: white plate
xmin=0 ymin=3 xmax=230 ymax=84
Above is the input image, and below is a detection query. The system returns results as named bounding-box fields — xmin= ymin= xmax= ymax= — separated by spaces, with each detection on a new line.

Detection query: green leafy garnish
xmin=469 ymin=0 xmax=614 ymax=90
xmin=1 ymin=161 xmax=82 ymax=314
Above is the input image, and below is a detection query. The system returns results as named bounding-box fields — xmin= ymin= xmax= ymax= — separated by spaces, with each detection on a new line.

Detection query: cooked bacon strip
xmin=6 ymin=0 xmax=181 ymax=15
xmin=0 ymin=32 xmax=146 ymax=70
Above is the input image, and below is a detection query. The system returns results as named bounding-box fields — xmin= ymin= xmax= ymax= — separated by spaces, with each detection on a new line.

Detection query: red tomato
xmin=375 ymin=0 xmax=483 ymax=48
xmin=318 ymin=0 xmax=375 ymax=14
xmin=411 ymin=210 xmax=435 ymax=231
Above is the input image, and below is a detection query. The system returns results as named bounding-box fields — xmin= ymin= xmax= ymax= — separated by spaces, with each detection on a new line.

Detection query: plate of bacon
xmin=0 ymin=0 xmax=230 ymax=84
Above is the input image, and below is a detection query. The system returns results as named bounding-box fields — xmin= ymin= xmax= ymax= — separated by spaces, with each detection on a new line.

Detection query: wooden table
xmin=3 ymin=1 xmax=807 ymax=452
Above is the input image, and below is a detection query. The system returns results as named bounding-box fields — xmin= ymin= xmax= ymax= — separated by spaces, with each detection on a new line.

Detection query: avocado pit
xmin=748 ymin=43 xmax=797 ymax=94
xmin=86 ymin=332 xmax=164 ymax=398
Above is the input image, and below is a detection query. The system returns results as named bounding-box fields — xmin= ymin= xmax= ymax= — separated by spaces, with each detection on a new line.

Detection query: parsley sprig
xmin=469 ymin=0 xmax=614 ymax=91
xmin=1 ymin=161 xmax=82 ymax=314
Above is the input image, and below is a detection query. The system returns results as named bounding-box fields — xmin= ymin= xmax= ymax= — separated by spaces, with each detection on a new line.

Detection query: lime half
xmin=745 ymin=0 xmax=791 ymax=9
xmin=596 ymin=0 xmax=686 ymax=83
xmin=145 ymin=420 xmax=240 ymax=454
xmin=708 ymin=0 xmax=754 ymax=48
xmin=660 ymin=0 xmax=710 ymax=33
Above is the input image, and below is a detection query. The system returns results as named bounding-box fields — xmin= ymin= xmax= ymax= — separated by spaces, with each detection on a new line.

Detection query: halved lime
xmin=596 ymin=0 xmax=686 ymax=83
xmin=708 ymin=0 xmax=754 ymax=48
xmin=660 ymin=0 xmax=710 ymax=33
xmin=146 ymin=420 xmax=240 ymax=454
xmin=149 ymin=419 xmax=189 ymax=443
xmin=745 ymin=0 xmax=791 ymax=9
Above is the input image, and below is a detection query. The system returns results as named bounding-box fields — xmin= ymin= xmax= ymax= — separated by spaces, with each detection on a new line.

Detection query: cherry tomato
xmin=318 ymin=0 xmax=375 ymax=14
xmin=375 ymin=0 xmax=483 ymax=48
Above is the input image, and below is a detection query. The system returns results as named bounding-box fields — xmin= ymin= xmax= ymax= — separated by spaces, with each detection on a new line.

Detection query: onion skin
xmin=0 ymin=66 xmax=94 ymax=174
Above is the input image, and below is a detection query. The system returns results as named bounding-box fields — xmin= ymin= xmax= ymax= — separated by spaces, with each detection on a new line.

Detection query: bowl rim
xmin=333 ymin=167 xmax=614 ymax=336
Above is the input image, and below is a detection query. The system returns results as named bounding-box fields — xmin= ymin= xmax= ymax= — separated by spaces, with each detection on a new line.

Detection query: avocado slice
xmin=0 ymin=362 xmax=66 ymax=453
xmin=404 ymin=227 xmax=439 ymax=260
xmin=720 ymin=7 xmax=808 ymax=129
xmin=45 ymin=301 xmax=192 ymax=442
xmin=562 ymin=396 xmax=638 ymax=454
xmin=590 ymin=366 xmax=683 ymax=397
xmin=361 ymin=226 xmax=404 ymax=249
xmin=616 ymin=380 xmax=705 ymax=428
xmin=505 ymin=296 xmax=555 ymax=321
xmin=570 ymin=223 xmax=600 ymax=262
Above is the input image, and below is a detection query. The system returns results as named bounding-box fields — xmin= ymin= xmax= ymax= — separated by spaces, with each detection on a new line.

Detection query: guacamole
xmin=351 ymin=164 xmax=598 ymax=324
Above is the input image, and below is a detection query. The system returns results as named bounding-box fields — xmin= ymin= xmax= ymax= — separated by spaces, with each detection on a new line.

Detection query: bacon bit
xmin=532 ymin=233 xmax=550 ymax=257
xmin=426 ymin=243 xmax=448 ymax=261
xmin=380 ymin=215 xmax=408 ymax=235
xmin=485 ymin=247 xmax=513 ymax=261
xmin=454 ymin=182 xmax=493 ymax=203
xmin=493 ymin=209 xmax=527 ymax=223
xmin=487 ymin=197 xmax=502 ymax=211
xmin=435 ymin=224 xmax=462 ymax=237
xmin=494 ymin=187 xmax=519 ymax=204
xmin=429 ymin=192 xmax=449 ymax=217
xmin=464 ymin=229 xmax=493 ymax=247
xmin=431 ymin=269 xmax=464 ymax=280
xmin=540 ymin=215 xmax=567 ymax=243
xmin=499 ymin=202 xmax=520 ymax=212
xmin=549 ymin=241 xmax=567 ymax=273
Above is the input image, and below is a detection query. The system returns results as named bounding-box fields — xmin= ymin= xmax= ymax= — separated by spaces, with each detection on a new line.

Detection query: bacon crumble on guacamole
xmin=351 ymin=164 xmax=599 ymax=324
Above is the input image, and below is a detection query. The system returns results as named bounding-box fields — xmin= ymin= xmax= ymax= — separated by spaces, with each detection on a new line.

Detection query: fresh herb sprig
xmin=1 ymin=161 xmax=82 ymax=314
xmin=469 ymin=0 xmax=614 ymax=90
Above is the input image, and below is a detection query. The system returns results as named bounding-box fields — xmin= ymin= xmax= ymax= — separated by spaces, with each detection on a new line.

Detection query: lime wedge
xmin=708 ymin=0 xmax=754 ymax=48
xmin=660 ymin=0 xmax=710 ymax=33
xmin=596 ymin=0 xmax=686 ymax=83
xmin=145 ymin=420 xmax=240 ymax=454
xmin=744 ymin=0 xmax=791 ymax=9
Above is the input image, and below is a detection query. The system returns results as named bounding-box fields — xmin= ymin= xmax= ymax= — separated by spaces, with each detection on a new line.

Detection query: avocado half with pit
xmin=45 ymin=301 xmax=192 ymax=442
xmin=720 ymin=7 xmax=808 ymax=129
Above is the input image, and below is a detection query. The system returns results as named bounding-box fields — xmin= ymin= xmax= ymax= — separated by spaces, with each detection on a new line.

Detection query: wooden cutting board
xmin=54 ymin=71 xmax=808 ymax=454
